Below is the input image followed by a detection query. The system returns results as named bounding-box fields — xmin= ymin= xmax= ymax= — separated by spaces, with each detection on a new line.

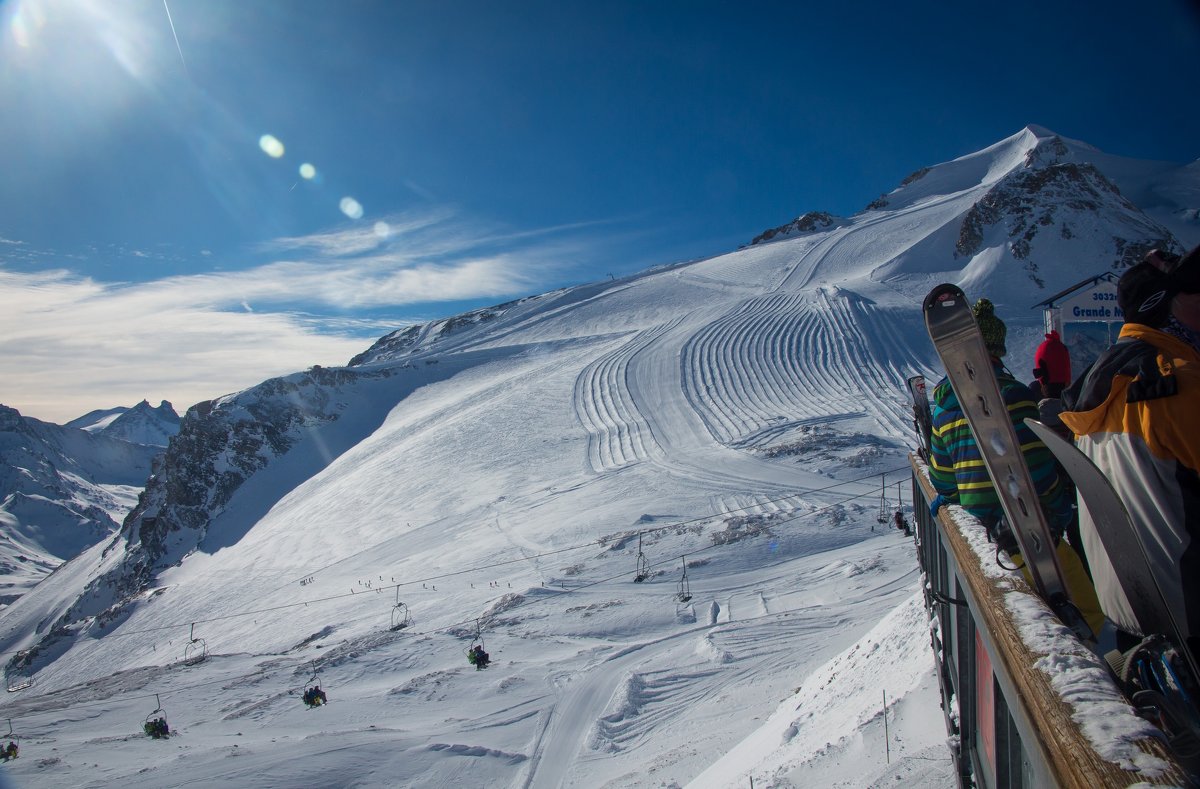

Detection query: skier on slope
xmin=928 ymin=298 xmax=1103 ymax=636
xmin=1060 ymin=246 xmax=1200 ymax=665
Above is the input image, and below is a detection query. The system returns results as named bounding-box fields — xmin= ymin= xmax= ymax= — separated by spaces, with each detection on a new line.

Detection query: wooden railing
xmin=911 ymin=455 xmax=1189 ymax=788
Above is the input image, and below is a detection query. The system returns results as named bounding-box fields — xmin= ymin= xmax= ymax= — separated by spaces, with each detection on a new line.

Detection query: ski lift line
xmin=260 ymin=464 xmax=910 ymax=594
xmin=114 ymin=465 xmax=912 ymax=637
xmin=409 ymin=480 xmax=903 ymax=638
xmin=0 ymin=482 xmax=909 ymax=728
xmin=0 ymin=664 xmax=280 ymax=728
xmin=0 ymin=464 xmax=911 ymax=665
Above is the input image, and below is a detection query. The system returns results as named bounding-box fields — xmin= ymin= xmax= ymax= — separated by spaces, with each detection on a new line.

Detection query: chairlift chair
xmin=390 ymin=588 xmax=412 ymax=631
xmin=183 ymin=623 xmax=207 ymax=665
xmin=465 ymin=619 xmax=490 ymax=669
xmin=2 ymin=720 xmax=18 ymax=746
xmin=5 ymin=653 xmax=32 ymax=693
xmin=299 ymin=661 xmax=327 ymax=707
xmin=633 ymin=533 xmax=649 ymax=583
xmin=876 ymin=473 xmax=888 ymax=526
xmin=143 ymin=695 xmax=170 ymax=739
xmin=676 ymin=556 xmax=692 ymax=603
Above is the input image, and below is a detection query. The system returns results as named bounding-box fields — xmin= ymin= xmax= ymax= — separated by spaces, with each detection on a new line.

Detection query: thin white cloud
xmin=0 ymin=208 xmax=620 ymax=424
xmin=262 ymin=208 xmax=458 ymax=258
xmin=0 ymin=269 xmax=368 ymax=423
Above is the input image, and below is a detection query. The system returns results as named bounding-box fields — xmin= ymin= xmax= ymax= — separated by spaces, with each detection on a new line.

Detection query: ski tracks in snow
xmin=522 ymin=550 xmax=918 ymax=788
xmin=573 ymin=320 xmax=682 ymax=473
xmin=681 ymin=288 xmax=918 ymax=448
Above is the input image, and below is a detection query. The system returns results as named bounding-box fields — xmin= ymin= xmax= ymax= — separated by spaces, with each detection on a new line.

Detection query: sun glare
xmin=2 ymin=0 xmax=176 ymax=129
xmin=339 ymin=197 xmax=364 ymax=220
xmin=259 ymin=134 xmax=285 ymax=158
xmin=6 ymin=1 xmax=45 ymax=48
xmin=299 ymin=163 xmax=316 ymax=179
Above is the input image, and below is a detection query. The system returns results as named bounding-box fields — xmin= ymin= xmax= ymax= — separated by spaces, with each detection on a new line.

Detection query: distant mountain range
xmin=1 ymin=125 xmax=1196 ymax=706
xmin=65 ymin=400 xmax=181 ymax=448
xmin=0 ymin=401 xmax=179 ymax=604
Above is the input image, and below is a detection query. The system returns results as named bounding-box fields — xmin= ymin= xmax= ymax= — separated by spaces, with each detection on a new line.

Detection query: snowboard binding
xmin=1108 ymin=634 xmax=1200 ymax=778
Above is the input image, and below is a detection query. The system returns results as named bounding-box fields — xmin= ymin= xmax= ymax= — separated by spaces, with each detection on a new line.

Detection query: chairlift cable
xmin=0 ymin=479 xmax=910 ymax=729
xmin=0 ymin=465 xmax=909 ymax=666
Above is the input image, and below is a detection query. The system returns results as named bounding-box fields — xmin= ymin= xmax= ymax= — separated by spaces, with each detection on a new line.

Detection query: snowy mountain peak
xmin=67 ymin=400 xmax=181 ymax=448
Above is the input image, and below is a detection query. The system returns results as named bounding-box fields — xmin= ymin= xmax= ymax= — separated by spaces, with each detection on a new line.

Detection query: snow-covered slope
xmin=0 ymin=126 xmax=1195 ymax=787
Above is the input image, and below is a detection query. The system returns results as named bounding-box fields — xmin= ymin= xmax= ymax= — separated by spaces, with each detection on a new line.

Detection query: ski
xmin=923 ymin=284 xmax=1081 ymax=629
xmin=1025 ymin=418 xmax=1200 ymax=683
xmin=906 ymin=374 xmax=933 ymax=462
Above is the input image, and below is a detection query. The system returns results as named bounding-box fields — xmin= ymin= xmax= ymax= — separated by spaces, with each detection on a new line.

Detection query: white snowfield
xmin=0 ymin=126 xmax=1194 ymax=788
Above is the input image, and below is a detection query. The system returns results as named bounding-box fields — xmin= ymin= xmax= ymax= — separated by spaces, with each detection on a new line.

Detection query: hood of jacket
xmin=1061 ymin=324 xmax=1198 ymax=435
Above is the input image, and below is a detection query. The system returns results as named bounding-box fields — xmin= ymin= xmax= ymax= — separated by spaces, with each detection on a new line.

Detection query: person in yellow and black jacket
xmin=929 ymin=298 xmax=1104 ymax=637
xmin=1061 ymin=246 xmax=1200 ymax=665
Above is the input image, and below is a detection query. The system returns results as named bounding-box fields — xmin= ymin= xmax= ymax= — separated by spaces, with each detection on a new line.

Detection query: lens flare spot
xmin=299 ymin=163 xmax=316 ymax=179
xmin=339 ymin=197 xmax=364 ymax=220
xmin=373 ymin=221 xmax=390 ymax=238
xmin=9 ymin=2 xmax=45 ymax=49
xmin=259 ymin=134 xmax=285 ymax=159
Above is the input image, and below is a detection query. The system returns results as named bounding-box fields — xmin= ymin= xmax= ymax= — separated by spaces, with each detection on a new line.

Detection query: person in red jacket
xmin=1033 ymin=329 xmax=1072 ymax=398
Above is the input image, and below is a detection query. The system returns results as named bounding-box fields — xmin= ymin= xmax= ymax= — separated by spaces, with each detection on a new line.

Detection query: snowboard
xmin=906 ymin=375 xmax=933 ymax=462
xmin=1025 ymin=418 xmax=1200 ymax=683
xmin=923 ymin=284 xmax=1084 ymax=635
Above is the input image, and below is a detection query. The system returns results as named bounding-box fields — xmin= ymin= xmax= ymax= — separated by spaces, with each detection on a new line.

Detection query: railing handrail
xmin=911 ymin=455 xmax=1186 ymax=788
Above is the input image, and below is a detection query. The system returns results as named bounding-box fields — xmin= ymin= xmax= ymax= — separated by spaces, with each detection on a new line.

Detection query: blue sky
xmin=1 ymin=0 xmax=1197 ymax=422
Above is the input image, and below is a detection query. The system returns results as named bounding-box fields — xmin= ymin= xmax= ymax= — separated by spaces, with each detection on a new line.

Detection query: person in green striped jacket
xmin=928 ymin=298 xmax=1103 ymax=637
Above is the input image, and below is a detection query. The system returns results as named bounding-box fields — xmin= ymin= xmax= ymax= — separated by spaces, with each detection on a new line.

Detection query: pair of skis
xmin=923 ymin=284 xmax=1087 ymax=637
xmin=923 ymin=283 xmax=1200 ymax=765
xmin=906 ymin=375 xmax=933 ymax=463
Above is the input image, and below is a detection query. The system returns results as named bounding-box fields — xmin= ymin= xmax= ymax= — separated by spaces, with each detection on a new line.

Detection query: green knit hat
xmin=972 ymin=298 xmax=1007 ymax=358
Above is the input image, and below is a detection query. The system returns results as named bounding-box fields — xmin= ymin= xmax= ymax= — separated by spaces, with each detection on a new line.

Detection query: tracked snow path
xmin=679 ymin=287 xmax=924 ymax=452
xmin=522 ymin=537 xmax=921 ymax=788
xmin=573 ymin=319 xmax=683 ymax=473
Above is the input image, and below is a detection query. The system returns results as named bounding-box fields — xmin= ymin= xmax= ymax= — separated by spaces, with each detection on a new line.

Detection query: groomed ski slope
xmin=4 ymin=126 xmax=1171 ymax=787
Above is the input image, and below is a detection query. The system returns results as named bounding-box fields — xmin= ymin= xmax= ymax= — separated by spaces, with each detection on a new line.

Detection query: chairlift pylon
xmin=633 ymin=532 xmax=649 ymax=583
xmin=390 ymin=587 xmax=412 ymax=631
xmin=184 ymin=623 xmax=208 ymax=665
xmin=676 ymin=555 xmax=692 ymax=603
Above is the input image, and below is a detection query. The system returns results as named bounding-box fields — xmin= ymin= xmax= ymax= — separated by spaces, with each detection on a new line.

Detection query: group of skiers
xmin=467 ymin=644 xmax=490 ymax=670
xmin=144 ymin=717 xmax=170 ymax=739
xmin=0 ymin=742 xmax=17 ymax=761
xmin=926 ymin=243 xmax=1200 ymax=754
xmin=302 ymin=685 xmax=328 ymax=706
